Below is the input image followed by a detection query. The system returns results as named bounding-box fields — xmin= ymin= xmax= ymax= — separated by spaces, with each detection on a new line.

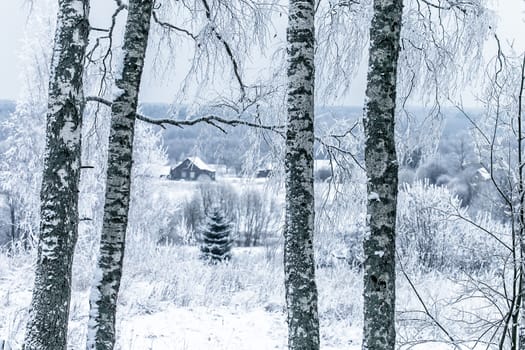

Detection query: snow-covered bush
xmin=397 ymin=181 xmax=507 ymax=272
xmin=235 ymin=188 xmax=280 ymax=247
xmin=198 ymin=183 xmax=238 ymax=219
xmin=398 ymin=167 xmax=415 ymax=185
xmin=415 ymin=160 xmax=450 ymax=185
xmin=128 ymin=123 xmax=172 ymax=238
xmin=0 ymin=1 xmax=54 ymax=245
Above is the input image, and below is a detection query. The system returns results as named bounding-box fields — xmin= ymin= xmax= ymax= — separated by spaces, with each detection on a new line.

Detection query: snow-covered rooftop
xmin=186 ymin=157 xmax=215 ymax=172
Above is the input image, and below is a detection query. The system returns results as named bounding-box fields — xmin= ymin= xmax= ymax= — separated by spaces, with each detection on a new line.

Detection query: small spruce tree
xmin=200 ymin=207 xmax=233 ymax=262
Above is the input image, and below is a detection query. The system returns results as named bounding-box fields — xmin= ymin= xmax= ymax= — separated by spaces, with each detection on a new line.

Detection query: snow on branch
xmin=85 ymin=96 xmax=285 ymax=134
xmin=417 ymin=0 xmax=470 ymax=13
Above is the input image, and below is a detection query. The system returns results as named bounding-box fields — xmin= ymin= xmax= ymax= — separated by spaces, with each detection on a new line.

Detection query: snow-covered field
xmin=0 ymin=244 xmax=500 ymax=350
xmin=0 ymin=244 xmax=363 ymax=349
xmin=0 ymin=179 xmax=507 ymax=349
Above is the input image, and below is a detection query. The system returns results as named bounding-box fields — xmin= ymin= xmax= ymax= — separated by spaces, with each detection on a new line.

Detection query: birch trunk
xmin=86 ymin=1 xmax=153 ymax=349
xmin=362 ymin=0 xmax=403 ymax=349
xmin=284 ymin=0 xmax=319 ymax=348
xmin=518 ymin=54 xmax=525 ymax=350
xmin=24 ymin=1 xmax=90 ymax=349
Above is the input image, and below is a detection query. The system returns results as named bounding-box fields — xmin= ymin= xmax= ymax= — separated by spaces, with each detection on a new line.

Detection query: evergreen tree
xmin=200 ymin=207 xmax=233 ymax=262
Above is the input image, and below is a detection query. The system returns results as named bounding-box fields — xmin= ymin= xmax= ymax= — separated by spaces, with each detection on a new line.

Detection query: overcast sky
xmin=0 ymin=0 xmax=523 ymax=106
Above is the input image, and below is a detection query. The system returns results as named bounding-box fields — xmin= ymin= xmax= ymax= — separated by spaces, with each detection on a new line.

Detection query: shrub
xmin=180 ymin=194 xmax=204 ymax=242
xmin=415 ymin=160 xmax=450 ymax=185
xmin=171 ymin=183 xmax=281 ymax=247
xmin=314 ymin=181 xmax=366 ymax=268
xmin=398 ymin=168 xmax=415 ymax=185
xmin=397 ymin=181 xmax=505 ymax=272
xmin=235 ymin=189 xmax=280 ymax=247
xmin=198 ymin=183 xmax=238 ymax=219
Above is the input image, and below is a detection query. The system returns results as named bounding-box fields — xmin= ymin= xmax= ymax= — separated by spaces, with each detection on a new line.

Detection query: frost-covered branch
xmin=315 ymin=134 xmax=364 ymax=172
xmin=398 ymin=0 xmax=492 ymax=112
xmin=85 ymin=96 xmax=285 ymax=135
xmin=417 ymin=0 xmax=470 ymax=13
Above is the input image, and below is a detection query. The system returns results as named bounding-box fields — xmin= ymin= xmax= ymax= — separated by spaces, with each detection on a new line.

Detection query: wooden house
xmin=169 ymin=157 xmax=216 ymax=181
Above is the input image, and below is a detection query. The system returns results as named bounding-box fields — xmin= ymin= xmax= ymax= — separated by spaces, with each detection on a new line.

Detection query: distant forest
xmin=1 ymin=99 xmax=480 ymax=178
xmin=0 ymin=100 xmax=15 ymax=155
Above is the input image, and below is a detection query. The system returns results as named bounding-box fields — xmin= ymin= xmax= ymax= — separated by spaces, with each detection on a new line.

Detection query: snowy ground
xmin=0 ymin=245 xmax=364 ymax=349
xmin=118 ymin=306 xmax=288 ymax=350
xmin=0 ymin=243 xmax=498 ymax=350
xmin=0 ymin=179 xmax=506 ymax=349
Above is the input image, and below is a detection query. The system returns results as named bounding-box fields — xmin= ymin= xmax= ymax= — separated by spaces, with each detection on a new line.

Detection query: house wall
xmin=169 ymin=160 xmax=215 ymax=181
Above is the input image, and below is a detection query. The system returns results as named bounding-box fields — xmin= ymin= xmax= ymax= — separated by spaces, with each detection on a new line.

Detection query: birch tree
xmin=23 ymin=1 xmax=90 ymax=349
xmin=86 ymin=1 xmax=153 ymax=349
xmin=283 ymin=0 xmax=319 ymax=348
xmin=87 ymin=0 xmax=153 ymax=349
xmin=362 ymin=0 xmax=403 ymax=349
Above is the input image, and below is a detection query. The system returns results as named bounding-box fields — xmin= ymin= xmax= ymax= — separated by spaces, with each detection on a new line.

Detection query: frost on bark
xmin=362 ymin=0 xmax=403 ymax=350
xmin=86 ymin=1 xmax=153 ymax=349
xmin=283 ymin=0 xmax=320 ymax=348
xmin=23 ymin=1 xmax=90 ymax=349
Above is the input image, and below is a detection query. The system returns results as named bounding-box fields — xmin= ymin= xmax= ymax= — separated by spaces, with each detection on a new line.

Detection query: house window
xmin=190 ymin=171 xmax=195 ymax=179
xmin=181 ymin=171 xmax=187 ymax=178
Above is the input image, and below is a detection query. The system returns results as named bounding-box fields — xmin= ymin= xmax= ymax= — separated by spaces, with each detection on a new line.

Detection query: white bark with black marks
xmin=86 ymin=1 xmax=153 ymax=349
xmin=517 ymin=53 xmax=525 ymax=350
xmin=284 ymin=0 xmax=320 ymax=348
xmin=24 ymin=1 xmax=90 ymax=349
xmin=362 ymin=0 xmax=403 ymax=349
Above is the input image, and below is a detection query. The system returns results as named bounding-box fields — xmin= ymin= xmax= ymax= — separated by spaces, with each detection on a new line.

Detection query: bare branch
xmin=397 ymin=251 xmax=458 ymax=345
xmin=315 ymin=133 xmax=365 ymax=171
xmin=417 ymin=0 xmax=469 ymax=14
xmin=152 ymin=10 xmax=197 ymax=40
xmin=86 ymin=2 xmax=127 ymax=97
xmin=90 ymin=27 xmax=110 ymax=33
xmin=200 ymin=0 xmax=246 ymax=100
